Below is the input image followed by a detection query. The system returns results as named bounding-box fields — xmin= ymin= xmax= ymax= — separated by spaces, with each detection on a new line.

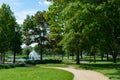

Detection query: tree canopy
xmin=22 ymin=11 xmax=49 ymax=61
xmin=0 ymin=3 xmax=22 ymax=63
xmin=46 ymin=0 xmax=120 ymax=63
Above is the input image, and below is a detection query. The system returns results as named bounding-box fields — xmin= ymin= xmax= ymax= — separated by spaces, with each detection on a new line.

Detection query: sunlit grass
xmin=0 ymin=67 xmax=73 ymax=80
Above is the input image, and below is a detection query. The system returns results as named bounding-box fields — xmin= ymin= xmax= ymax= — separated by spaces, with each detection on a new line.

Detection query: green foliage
xmin=0 ymin=3 xmax=22 ymax=63
xmin=0 ymin=3 xmax=15 ymax=52
xmin=22 ymin=46 xmax=32 ymax=59
xmin=22 ymin=46 xmax=32 ymax=54
xmin=34 ymin=45 xmax=41 ymax=53
xmin=44 ymin=0 xmax=64 ymax=55
xmin=23 ymin=11 xmax=49 ymax=61
xmin=0 ymin=63 xmax=25 ymax=69
xmin=46 ymin=0 xmax=120 ymax=63
xmin=0 ymin=64 xmax=14 ymax=69
xmin=25 ymin=59 xmax=62 ymax=65
xmin=23 ymin=11 xmax=48 ymax=46
xmin=14 ymin=63 xmax=25 ymax=67
xmin=22 ymin=15 xmax=34 ymax=45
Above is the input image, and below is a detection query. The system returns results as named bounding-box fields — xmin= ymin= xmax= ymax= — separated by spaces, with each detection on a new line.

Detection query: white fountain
xmin=29 ymin=50 xmax=40 ymax=60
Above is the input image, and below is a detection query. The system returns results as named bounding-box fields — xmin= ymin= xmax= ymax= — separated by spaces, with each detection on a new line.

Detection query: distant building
xmin=29 ymin=50 xmax=40 ymax=60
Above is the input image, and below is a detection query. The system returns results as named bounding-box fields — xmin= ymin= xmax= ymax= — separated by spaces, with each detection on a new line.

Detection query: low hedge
xmin=0 ymin=59 xmax=62 ymax=69
xmin=25 ymin=59 xmax=62 ymax=65
xmin=14 ymin=63 xmax=25 ymax=67
xmin=0 ymin=64 xmax=14 ymax=69
xmin=0 ymin=63 xmax=25 ymax=69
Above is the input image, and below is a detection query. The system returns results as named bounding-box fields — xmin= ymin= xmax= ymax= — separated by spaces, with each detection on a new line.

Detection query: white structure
xmin=29 ymin=50 xmax=40 ymax=60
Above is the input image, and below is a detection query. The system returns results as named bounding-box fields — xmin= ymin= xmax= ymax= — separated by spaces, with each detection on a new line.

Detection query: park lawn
xmin=37 ymin=63 xmax=69 ymax=67
xmin=0 ymin=67 xmax=73 ymax=80
xmin=78 ymin=62 xmax=120 ymax=80
xmin=37 ymin=62 xmax=120 ymax=80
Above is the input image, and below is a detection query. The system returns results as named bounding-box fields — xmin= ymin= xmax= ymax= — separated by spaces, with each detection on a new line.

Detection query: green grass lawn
xmin=0 ymin=67 xmax=73 ymax=80
xmin=37 ymin=63 xmax=69 ymax=67
xmin=4 ymin=55 xmax=120 ymax=80
xmin=36 ymin=61 xmax=120 ymax=80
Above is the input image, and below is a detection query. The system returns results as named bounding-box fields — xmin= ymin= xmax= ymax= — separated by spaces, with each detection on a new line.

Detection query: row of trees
xmin=1 ymin=1 xmax=120 ymax=64
xmin=45 ymin=0 xmax=120 ymax=64
xmin=0 ymin=4 xmax=22 ymax=63
xmin=0 ymin=3 xmax=60 ymax=63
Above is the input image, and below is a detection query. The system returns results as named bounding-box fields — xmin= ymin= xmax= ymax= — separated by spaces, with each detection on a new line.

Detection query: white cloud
xmin=38 ymin=1 xmax=42 ymax=5
xmin=44 ymin=1 xmax=52 ymax=5
xmin=16 ymin=20 xmax=23 ymax=24
xmin=38 ymin=0 xmax=51 ymax=6
xmin=15 ymin=9 xmax=37 ymax=24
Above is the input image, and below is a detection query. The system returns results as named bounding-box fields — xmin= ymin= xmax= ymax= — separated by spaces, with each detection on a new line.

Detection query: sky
xmin=0 ymin=0 xmax=51 ymax=24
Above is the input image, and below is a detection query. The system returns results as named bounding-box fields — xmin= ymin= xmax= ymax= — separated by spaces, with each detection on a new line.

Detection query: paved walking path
xmin=49 ymin=66 xmax=109 ymax=80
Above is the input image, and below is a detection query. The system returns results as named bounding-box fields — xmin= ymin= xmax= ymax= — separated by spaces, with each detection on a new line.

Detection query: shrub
xmin=24 ymin=60 xmax=36 ymax=65
xmin=9 ymin=64 xmax=15 ymax=68
xmin=0 ymin=64 xmax=14 ymax=69
xmin=25 ymin=59 xmax=62 ymax=65
xmin=14 ymin=63 xmax=25 ymax=67
xmin=0 ymin=63 xmax=25 ymax=69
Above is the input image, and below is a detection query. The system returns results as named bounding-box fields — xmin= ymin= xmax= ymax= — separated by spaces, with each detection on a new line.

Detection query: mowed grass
xmin=37 ymin=63 xmax=69 ymax=67
xmin=0 ymin=67 xmax=73 ymax=80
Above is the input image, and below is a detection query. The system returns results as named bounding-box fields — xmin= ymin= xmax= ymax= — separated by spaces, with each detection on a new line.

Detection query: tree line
xmin=0 ymin=0 xmax=120 ymax=64
xmin=45 ymin=0 xmax=120 ymax=64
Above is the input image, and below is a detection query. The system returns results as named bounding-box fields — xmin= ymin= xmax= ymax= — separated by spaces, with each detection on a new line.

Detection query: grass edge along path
xmin=78 ymin=62 xmax=120 ymax=80
xmin=46 ymin=66 xmax=109 ymax=80
xmin=38 ymin=62 xmax=119 ymax=80
xmin=0 ymin=67 xmax=73 ymax=80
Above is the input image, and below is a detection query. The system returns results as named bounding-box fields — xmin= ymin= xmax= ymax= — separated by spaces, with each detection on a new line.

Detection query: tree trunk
xmin=72 ymin=52 xmax=74 ymax=60
xmin=94 ymin=53 xmax=96 ymax=63
xmin=80 ymin=51 xmax=83 ymax=59
xmin=76 ymin=50 xmax=80 ymax=64
xmin=13 ymin=52 xmax=16 ymax=64
xmin=53 ymin=53 xmax=55 ymax=58
xmin=113 ymin=56 xmax=117 ymax=63
xmin=26 ymin=53 xmax=29 ymax=60
xmin=90 ymin=52 xmax=92 ymax=62
xmin=0 ymin=53 xmax=2 ymax=61
xmin=3 ymin=53 xmax=5 ymax=64
xmin=106 ymin=52 xmax=109 ymax=61
xmin=40 ymin=47 xmax=43 ymax=61
xmin=101 ymin=53 xmax=104 ymax=61
xmin=67 ymin=53 xmax=70 ymax=59
xmin=62 ymin=53 xmax=64 ymax=60
xmin=112 ymin=51 xmax=117 ymax=63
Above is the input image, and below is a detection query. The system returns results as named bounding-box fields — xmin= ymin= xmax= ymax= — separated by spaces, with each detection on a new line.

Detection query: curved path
xmin=48 ymin=67 xmax=109 ymax=80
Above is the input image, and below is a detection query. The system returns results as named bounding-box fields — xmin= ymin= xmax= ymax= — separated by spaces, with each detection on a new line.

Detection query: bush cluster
xmin=25 ymin=59 xmax=62 ymax=65
xmin=0 ymin=64 xmax=14 ymax=69
xmin=14 ymin=63 xmax=25 ymax=67
xmin=0 ymin=63 xmax=25 ymax=69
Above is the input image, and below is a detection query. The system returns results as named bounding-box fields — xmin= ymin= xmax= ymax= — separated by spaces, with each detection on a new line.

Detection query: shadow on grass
xmin=79 ymin=63 xmax=120 ymax=70
xmin=79 ymin=63 xmax=120 ymax=80
xmin=106 ymin=68 xmax=120 ymax=80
